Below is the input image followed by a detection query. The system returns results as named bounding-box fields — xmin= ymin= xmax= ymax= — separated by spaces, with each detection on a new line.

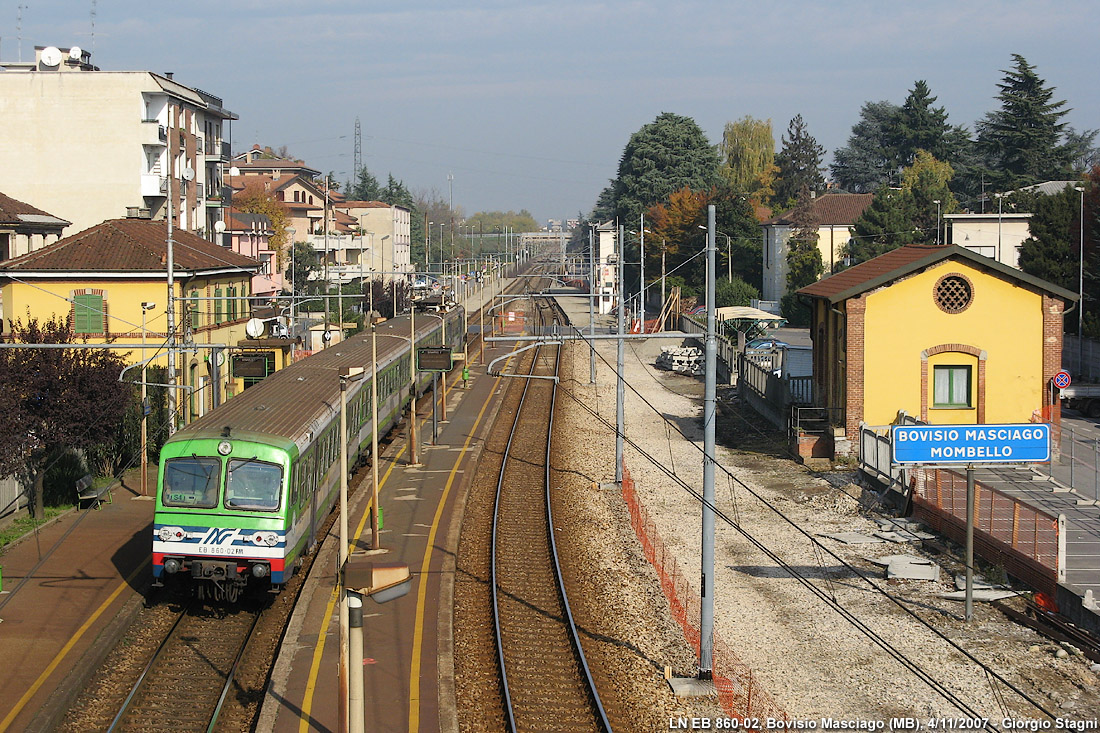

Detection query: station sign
xmin=417 ymin=346 xmax=453 ymax=372
xmin=891 ymin=423 xmax=1050 ymax=465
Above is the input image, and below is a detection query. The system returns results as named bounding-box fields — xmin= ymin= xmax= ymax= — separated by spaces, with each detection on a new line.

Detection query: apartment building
xmin=0 ymin=46 xmax=237 ymax=239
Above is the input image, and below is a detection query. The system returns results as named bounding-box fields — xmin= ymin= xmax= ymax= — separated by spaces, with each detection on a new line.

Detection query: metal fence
xmin=857 ymin=414 xmax=924 ymax=494
xmin=914 ymin=469 xmax=1064 ymax=595
xmin=1048 ymin=422 xmax=1100 ymax=504
xmin=1063 ymin=335 xmax=1100 ymax=382
xmin=621 ymin=463 xmax=787 ymax=722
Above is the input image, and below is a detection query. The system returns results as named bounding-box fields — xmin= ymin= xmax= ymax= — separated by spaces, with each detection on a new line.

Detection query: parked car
xmin=746 ymin=337 xmax=788 ymax=351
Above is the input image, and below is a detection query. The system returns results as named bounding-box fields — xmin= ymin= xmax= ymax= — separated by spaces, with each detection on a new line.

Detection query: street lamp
xmin=1076 ymin=186 xmax=1086 ymax=367
xmin=338 ymin=365 xmax=366 ymax=733
xmin=933 ymin=199 xmax=942 ymax=246
xmin=140 ymin=301 xmax=156 ymax=497
xmin=994 ymin=193 xmax=1004 ymax=263
xmin=698 ymin=226 xmax=733 ymax=281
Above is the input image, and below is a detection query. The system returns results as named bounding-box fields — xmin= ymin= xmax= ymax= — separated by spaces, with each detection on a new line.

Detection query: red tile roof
xmin=763 ymin=193 xmax=874 ymax=226
xmin=797 ymin=244 xmax=1077 ymax=303
xmin=0 ymin=191 xmax=68 ymax=226
xmin=0 ymin=218 xmax=260 ymax=273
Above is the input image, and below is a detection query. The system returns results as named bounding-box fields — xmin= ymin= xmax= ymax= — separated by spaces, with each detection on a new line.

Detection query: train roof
xmin=165 ymin=311 xmax=459 ymax=454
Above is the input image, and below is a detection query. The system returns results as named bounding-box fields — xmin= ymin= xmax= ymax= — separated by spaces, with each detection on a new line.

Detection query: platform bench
xmin=76 ymin=474 xmax=112 ymax=509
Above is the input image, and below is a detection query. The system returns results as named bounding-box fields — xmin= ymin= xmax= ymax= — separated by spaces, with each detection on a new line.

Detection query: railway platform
xmin=0 ymin=467 xmax=156 ymax=733
xmin=258 ymin=331 xmax=512 ymax=732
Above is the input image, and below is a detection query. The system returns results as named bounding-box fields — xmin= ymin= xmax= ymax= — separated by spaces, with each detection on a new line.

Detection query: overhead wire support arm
xmin=486 ymin=341 xmax=561 ymax=382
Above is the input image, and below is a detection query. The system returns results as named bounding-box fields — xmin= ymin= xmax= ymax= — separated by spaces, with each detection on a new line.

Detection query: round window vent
xmin=934 ymin=274 xmax=973 ymax=314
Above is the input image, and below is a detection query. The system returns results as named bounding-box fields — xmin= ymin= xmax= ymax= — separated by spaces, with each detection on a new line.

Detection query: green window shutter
xmin=190 ymin=290 xmax=201 ymax=328
xmin=228 ymin=287 xmax=237 ymax=320
xmin=214 ymin=288 xmax=223 ymax=323
xmin=73 ymin=294 xmax=103 ymax=333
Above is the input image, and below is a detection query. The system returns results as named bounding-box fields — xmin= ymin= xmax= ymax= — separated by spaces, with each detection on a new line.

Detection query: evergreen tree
xmin=611 ymin=112 xmax=721 ymax=227
xmin=349 ymin=166 xmax=384 ymax=201
xmin=976 ymin=54 xmax=1073 ymax=190
xmin=846 ymin=187 xmax=920 ymax=264
xmin=716 ymin=276 xmax=760 ymax=307
xmin=832 ymin=101 xmax=901 ymax=193
xmin=900 ymin=151 xmax=958 ymax=245
xmin=781 ymin=189 xmax=824 ymax=326
xmin=1018 ymin=185 xmax=1082 ymax=295
xmin=773 ymin=115 xmax=826 ymax=208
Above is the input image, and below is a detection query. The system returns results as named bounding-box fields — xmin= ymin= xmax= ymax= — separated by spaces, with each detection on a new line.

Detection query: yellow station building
xmin=797 ymin=244 xmax=1075 ymax=449
xmin=0 ymin=218 xmax=277 ymax=423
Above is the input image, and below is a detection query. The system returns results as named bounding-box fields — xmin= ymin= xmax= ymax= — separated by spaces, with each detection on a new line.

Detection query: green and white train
xmin=152 ymin=308 xmax=465 ymax=601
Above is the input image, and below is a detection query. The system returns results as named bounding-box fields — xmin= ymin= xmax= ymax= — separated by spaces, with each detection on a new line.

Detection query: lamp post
xmin=990 ymin=193 xmax=1002 ymax=264
xmin=933 ymin=199 xmax=942 ymax=246
xmin=287 ymin=228 xmax=296 ymax=359
xmin=140 ymin=301 xmax=156 ymax=496
xmin=699 ymin=226 xmax=732 ymax=282
xmin=339 ymin=365 xmax=366 ymax=733
xmin=1077 ymin=186 xmax=1086 ymax=369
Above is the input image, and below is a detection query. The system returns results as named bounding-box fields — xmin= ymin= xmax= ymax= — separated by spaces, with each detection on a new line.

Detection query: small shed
xmin=797 ymin=244 xmax=1075 ymax=453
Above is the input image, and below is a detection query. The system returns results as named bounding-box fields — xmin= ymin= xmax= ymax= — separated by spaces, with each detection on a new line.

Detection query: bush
xmin=42 ymin=451 xmax=88 ymax=506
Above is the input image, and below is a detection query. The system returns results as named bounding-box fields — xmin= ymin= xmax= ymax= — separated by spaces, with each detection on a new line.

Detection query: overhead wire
xmin=568 ymin=331 xmax=1058 ymax=720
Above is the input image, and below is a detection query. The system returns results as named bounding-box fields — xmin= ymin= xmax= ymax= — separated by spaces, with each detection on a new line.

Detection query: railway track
xmin=105 ymin=600 xmax=265 ymax=732
xmin=491 ymin=295 xmax=612 ymax=733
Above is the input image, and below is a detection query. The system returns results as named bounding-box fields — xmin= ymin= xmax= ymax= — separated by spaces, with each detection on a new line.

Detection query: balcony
xmin=204 ymin=139 xmax=231 ymax=161
xmin=142 ymin=121 xmax=167 ymax=147
xmin=141 ymin=174 xmax=167 ymax=197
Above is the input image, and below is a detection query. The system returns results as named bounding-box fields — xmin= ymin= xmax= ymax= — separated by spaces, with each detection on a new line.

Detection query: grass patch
xmin=0 ymin=506 xmax=72 ymax=554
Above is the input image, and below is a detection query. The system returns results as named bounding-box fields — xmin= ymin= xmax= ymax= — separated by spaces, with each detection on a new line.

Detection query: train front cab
xmin=152 ymin=436 xmax=295 ymax=601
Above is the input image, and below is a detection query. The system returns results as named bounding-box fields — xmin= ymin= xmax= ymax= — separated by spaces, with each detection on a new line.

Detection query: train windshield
xmin=225 ymin=458 xmax=283 ymax=512
xmin=162 ymin=457 xmax=221 ymax=509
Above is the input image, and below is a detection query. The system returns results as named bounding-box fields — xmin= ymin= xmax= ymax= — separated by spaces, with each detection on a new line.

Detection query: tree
xmin=886 ymin=81 xmax=963 ymax=169
xmin=287 ymin=238 xmax=321 ymax=297
xmin=846 ymin=187 xmax=920 ymax=264
xmin=349 ymin=167 xmax=384 ymax=201
xmin=773 ymin=115 xmax=826 ymax=208
xmin=832 ymin=100 xmax=902 ymax=193
xmin=976 ymin=54 xmax=1073 ymax=190
xmin=900 ymin=151 xmax=958 ymax=245
xmin=781 ymin=190 xmax=824 ymax=326
xmin=611 ymin=112 xmax=721 ymax=228
xmin=1018 ymin=184 xmax=1082 ymax=296
xmin=0 ymin=316 xmax=130 ymax=516
xmin=716 ymin=276 xmax=760 ymax=308
xmin=718 ymin=116 xmax=778 ymax=208
xmin=235 ymin=181 xmax=291 ymax=269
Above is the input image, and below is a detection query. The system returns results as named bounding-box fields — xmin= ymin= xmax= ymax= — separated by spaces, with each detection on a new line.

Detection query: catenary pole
xmin=589 ymin=226 xmax=596 ymax=384
xmin=616 ymin=224 xmax=625 ymax=485
xmin=700 ymin=204 xmax=717 ymax=679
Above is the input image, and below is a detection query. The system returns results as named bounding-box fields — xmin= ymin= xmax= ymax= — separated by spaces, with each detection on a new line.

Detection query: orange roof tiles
xmin=0 ymin=218 xmax=260 ymax=273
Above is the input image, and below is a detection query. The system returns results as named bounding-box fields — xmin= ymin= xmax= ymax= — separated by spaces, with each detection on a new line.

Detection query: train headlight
xmin=218 ymin=440 xmax=232 ymax=456
xmin=252 ymin=531 xmax=279 ymax=547
xmin=158 ymin=526 xmax=185 ymax=542
xmin=163 ymin=557 xmax=182 ymax=574
xmin=251 ymin=563 xmax=270 ymax=579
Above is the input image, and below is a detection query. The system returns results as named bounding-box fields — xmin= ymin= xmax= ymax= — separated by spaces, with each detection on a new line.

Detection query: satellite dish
xmin=40 ymin=47 xmax=62 ymax=67
xmin=245 ymin=318 xmax=265 ymax=338
xmin=229 ymin=166 xmax=240 ymax=177
xmin=181 ymin=167 xmax=195 ymax=182
xmin=214 ymin=220 xmax=226 ymax=233
xmin=68 ymin=46 xmax=82 ymax=61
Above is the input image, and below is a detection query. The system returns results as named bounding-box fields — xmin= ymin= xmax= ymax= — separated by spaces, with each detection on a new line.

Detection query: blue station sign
xmin=891 ymin=423 xmax=1050 ymax=464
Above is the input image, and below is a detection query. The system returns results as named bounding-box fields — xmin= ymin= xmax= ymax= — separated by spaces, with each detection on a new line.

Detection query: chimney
xmin=164 ymin=72 xmax=174 ymax=80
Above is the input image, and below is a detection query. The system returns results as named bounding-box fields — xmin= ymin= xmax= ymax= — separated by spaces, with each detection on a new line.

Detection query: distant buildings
xmin=760 ymin=193 xmax=873 ymax=301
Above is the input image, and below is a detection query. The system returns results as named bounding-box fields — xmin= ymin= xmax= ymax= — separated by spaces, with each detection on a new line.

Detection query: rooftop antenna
xmin=353 ymin=117 xmax=362 ymax=185
xmin=89 ymin=0 xmax=96 ymax=57
xmin=17 ymin=5 xmax=26 ymax=63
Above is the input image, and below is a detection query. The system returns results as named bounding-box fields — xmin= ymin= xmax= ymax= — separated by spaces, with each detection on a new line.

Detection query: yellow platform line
xmin=0 ymin=558 xmax=150 ymax=732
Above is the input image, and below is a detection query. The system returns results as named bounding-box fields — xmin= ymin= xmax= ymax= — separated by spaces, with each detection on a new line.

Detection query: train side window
xmin=225 ymin=458 xmax=283 ymax=511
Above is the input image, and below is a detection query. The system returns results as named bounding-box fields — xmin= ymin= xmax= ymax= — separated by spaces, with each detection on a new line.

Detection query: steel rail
xmin=489 ymin=291 xmax=611 ymax=733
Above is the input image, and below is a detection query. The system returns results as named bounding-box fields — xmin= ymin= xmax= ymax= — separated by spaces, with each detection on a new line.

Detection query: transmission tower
xmin=353 ymin=117 xmax=362 ymax=185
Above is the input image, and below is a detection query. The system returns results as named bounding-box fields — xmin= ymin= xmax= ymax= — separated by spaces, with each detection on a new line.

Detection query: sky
xmin=3 ymin=1 xmax=1098 ymax=226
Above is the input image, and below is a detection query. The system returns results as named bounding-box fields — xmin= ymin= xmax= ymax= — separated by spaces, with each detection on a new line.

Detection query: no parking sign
xmin=1054 ymin=370 xmax=1071 ymax=389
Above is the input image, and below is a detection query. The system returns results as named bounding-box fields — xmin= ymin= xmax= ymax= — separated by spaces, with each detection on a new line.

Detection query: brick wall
xmin=844 ymin=296 xmax=866 ymax=440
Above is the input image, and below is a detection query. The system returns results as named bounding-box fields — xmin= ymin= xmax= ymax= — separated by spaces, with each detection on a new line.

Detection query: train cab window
xmin=163 ymin=457 xmax=221 ymax=508
xmin=225 ymin=458 xmax=283 ymax=511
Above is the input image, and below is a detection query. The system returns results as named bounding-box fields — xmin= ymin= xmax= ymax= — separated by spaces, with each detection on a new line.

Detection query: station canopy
xmin=713 ymin=306 xmax=786 ymax=338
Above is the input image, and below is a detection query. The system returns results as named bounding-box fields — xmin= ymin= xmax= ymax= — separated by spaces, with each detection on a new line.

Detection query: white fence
xmin=857 ymin=413 xmax=924 ymax=493
xmin=0 ymin=476 xmax=27 ymax=519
